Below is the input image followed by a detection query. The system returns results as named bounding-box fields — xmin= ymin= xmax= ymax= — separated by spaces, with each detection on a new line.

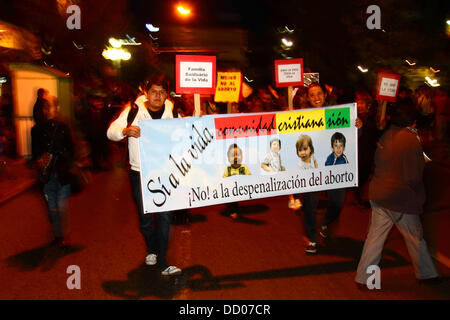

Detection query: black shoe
xmin=418 ymin=277 xmax=443 ymax=286
xmin=356 ymin=282 xmax=370 ymax=291
xmin=305 ymin=242 xmax=317 ymax=255
xmin=50 ymin=237 xmax=64 ymax=247
xmin=50 ymin=237 xmax=71 ymax=249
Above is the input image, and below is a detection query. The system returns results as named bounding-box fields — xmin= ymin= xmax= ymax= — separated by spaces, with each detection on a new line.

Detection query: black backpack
xmin=126 ymin=103 xmax=139 ymax=128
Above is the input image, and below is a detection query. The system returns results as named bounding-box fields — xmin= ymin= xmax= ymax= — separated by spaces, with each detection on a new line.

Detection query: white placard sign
xmin=179 ymin=62 xmax=213 ymax=88
xmin=379 ymin=78 xmax=399 ymax=97
xmin=278 ymin=63 xmax=302 ymax=83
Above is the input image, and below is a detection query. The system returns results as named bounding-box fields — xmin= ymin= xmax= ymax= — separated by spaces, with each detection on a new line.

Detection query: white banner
xmin=138 ymin=104 xmax=358 ymax=213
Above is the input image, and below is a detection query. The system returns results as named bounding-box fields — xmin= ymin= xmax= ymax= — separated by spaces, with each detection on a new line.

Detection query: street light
xmin=281 ymin=38 xmax=293 ymax=47
xmin=176 ymin=4 xmax=192 ymax=18
xmin=425 ymin=76 xmax=440 ymax=87
xmin=102 ymin=48 xmax=131 ymax=61
xmin=108 ymin=38 xmax=122 ymax=48
xmin=357 ymin=65 xmax=368 ymax=73
xmin=146 ymin=23 xmax=160 ymax=32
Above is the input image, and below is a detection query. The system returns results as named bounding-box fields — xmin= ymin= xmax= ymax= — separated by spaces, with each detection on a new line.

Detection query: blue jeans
xmin=130 ymin=170 xmax=172 ymax=270
xmin=302 ymin=192 xmax=320 ymax=243
xmin=43 ymin=172 xmax=71 ymax=238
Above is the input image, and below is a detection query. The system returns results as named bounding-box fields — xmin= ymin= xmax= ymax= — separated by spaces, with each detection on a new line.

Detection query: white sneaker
xmin=161 ymin=266 xmax=182 ymax=276
xmin=145 ymin=254 xmax=157 ymax=265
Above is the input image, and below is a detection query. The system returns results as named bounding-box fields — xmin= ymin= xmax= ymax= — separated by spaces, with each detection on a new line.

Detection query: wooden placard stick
xmin=194 ymin=93 xmax=201 ymax=116
xmin=288 ymin=86 xmax=294 ymax=110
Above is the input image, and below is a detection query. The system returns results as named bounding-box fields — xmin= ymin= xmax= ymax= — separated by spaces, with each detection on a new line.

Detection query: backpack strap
xmin=125 ymin=103 xmax=139 ymax=162
xmin=173 ymin=107 xmax=179 ymax=118
xmin=126 ymin=103 xmax=139 ymax=128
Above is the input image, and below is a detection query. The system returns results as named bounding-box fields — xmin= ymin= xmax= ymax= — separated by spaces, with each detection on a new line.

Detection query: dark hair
xmin=37 ymin=88 xmax=46 ymax=97
xmin=331 ymin=132 xmax=346 ymax=147
xmin=270 ymin=138 xmax=281 ymax=148
xmin=307 ymin=82 xmax=327 ymax=95
xmin=389 ymin=98 xmax=420 ymax=127
xmin=227 ymin=143 xmax=242 ymax=157
xmin=143 ymin=73 xmax=169 ymax=92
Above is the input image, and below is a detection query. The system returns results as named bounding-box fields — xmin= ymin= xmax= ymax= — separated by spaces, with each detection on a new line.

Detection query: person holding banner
xmin=107 ymin=74 xmax=182 ymax=276
xmin=355 ymin=98 xmax=440 ymax=287
xmin=299 ymin=83 xmax=362 ymax=255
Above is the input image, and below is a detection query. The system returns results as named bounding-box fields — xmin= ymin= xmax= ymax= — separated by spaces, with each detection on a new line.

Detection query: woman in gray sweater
xmin=355 ymin=98 xmax=440 ymax=288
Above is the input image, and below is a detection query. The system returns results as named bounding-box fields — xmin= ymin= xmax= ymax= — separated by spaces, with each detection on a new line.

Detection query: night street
xmin=0 ymin=1 xmax=449 ymax=306
xmin=1 ymin=157 xmax=449 ymax=300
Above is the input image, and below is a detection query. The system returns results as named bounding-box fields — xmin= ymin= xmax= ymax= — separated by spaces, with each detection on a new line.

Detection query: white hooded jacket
xmin=107 ymin=95 xmax=174 ymax=171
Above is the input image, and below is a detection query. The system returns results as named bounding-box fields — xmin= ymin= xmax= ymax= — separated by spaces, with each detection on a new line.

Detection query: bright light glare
xmin=447 ymin=20 xmax=450 ymax=26
xmin=109 ymin=38 xmax=122 ymax=48
xmin=405 ymin=59 xmax=416 ymax=66
xmin=177 ymin=6 xmax=191 ymax=16
xmin=102 ymin=48 xmax=131 ymax=61
xmin=425 ymin=76 xmax=440 ymax=87
xmin=146 ymin=24 xmax=159 ymax=32
xmin=430 ymin=67 xmax=440 ymax=73
xmin=281 ymin=38 xmax=293 ymax=47
xmin=357 ymin=66 xmax=368 ymax=73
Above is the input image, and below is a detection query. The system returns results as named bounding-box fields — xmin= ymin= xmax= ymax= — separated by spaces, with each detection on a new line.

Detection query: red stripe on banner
xmin=214 ymin=114 xmax=277 ymax=139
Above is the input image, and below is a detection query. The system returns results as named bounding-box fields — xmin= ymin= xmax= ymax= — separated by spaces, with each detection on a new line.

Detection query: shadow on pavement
xmin=219 ymin=203 xmax=269 ymax=225
xmin=171 ymin=210 xmax=207 ymax=226
xmin=5 ymin=244 xmax=84 ymax=272
xmin=102 ymin=237 xmax=411 ymax=300
xmin=319 ymin=236 xmax=409 ymax=265
xmin=102 ymin=264 xmax=188 ymax=300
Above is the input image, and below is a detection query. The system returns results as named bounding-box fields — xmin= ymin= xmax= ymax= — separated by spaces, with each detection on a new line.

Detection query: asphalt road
xmin=0 ymin=164 xmax=449 ymax=300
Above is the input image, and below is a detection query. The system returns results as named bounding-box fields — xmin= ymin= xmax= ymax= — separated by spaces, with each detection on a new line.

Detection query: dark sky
xmin=128 ymin=0 xmax=247 ymax=28
xmin=1 ymin=0 xmax=448 ymax=91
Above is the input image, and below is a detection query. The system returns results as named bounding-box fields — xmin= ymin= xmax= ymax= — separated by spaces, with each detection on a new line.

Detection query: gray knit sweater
xmin=369 ymin=126 xmax=426 ymax=214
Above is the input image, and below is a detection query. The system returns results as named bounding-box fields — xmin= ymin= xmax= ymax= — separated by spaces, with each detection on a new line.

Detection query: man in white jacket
xmin=107 ymin=74 xmax=181 ymax=276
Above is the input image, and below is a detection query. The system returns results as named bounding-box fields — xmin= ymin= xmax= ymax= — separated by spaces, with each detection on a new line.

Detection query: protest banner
xmin=176 ymin=55 xmax=216 ymax=115
xmin=138 ymin=103 xmax=358 ymax=213
xmin=274 ymin=59 xmax=303 ymax=110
